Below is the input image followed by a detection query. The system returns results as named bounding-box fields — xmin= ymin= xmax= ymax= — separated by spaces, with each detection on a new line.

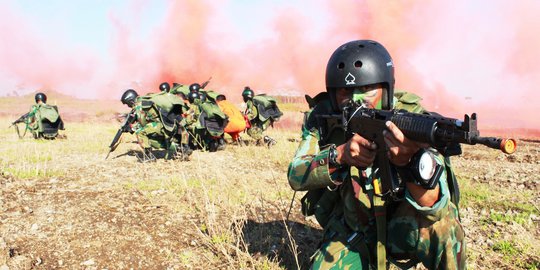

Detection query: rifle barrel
xmin=473 ymin=136 xmax=517 ymax=154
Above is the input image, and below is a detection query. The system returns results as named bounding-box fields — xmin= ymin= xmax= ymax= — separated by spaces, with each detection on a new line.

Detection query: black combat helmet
xmin=121 ymin=89 xmax=139 ymax=107
xmin=325 ymin=40 xmax=395 ymax=110
xmin=187 ymin=91 xmax=199 ymax=103
xmin=35 ymin=92 xmax=47 ymax=103
xmin=199 ymin=91 xmax=207 ymax=103
xmin=159 ymin=82 xmax=170 ymax=92
xmin=242 ymin=86 xmax=254 ymax=102
xmin=189 ymin=83 xmax=201 ymax=93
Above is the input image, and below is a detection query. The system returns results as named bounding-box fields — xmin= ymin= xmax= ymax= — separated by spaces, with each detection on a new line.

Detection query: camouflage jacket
xmin=184 ymin=101 xmax=202 ymax=129
xmin=132 ymin=97 xmax=162 ymax=131
xmin=287 ymin=92 xmax=451 ymax=232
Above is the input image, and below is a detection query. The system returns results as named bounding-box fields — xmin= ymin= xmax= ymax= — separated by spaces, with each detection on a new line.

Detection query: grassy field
xmin=0 ymin=97 xmax=539 ymax=269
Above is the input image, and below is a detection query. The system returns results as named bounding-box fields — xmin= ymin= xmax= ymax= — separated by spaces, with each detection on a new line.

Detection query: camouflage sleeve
xmin=404 ymin=151 xmax=451 ymax=220
xmin=25 ymin=105 xmax=38 ymax=124
xmin=132 ymin=106 xmax=145 ymax=132
xmin=246 ymin=101 xmax=258 ymax=120
xmin=27 ymin=105 xmax=37 ymax=117
xmin=287 ymin=118 xmax=344 ymax=191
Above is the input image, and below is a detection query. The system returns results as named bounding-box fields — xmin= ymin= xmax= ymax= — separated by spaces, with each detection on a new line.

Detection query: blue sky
xmin=10 ymin=0 xmax=166 ymax=55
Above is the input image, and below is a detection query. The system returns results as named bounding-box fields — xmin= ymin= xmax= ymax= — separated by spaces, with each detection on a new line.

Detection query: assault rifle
xmin=10 ymin=112 xmax=29 ymax=126
xmin=200 ymin=76 xmax=212 ymax=89
xmin=9 ymin=113 xmax=30 ymax=138
xmin=105 ymin=111 xmax=136 ymax=160
xmin=320 ymin=103 xmax=517 ymax=200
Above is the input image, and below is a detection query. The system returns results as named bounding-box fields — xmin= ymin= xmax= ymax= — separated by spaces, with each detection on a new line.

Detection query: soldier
xmin=120 ymin=89 xmax=189 ymax=161
xmin=287 ymin=40 xmax=465 ymax=269
xmin=150 ymin=82 xmax=192 ymax=159
xmin=215 ymin=94 xmax=246 ymax=144
xmin=12 ymin=92 xmax=64 ymax=139
xmin=184 ymin=91 xmax=204 ymax=149
xmin=184 ymin=90 xmax=228 ymax=152
xmin=242 ymin=86 xmax=282 ymax=147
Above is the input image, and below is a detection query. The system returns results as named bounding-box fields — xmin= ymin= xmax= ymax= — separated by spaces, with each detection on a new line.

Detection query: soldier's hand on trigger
xmin=336 ymin=133 xmax=377 ymax=168
xmin=383 ymin=121 xmax=429 ymax=166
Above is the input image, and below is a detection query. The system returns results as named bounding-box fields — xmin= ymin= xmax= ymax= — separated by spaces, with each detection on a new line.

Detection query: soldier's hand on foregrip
xmin=336 ymin=133 xmax=377 ymax=168
xmin=383 ymin=121 xmax=429 ymax=167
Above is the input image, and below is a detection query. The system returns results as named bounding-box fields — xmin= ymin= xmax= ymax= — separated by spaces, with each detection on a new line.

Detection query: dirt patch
xmin=0 ymin=116 xmax=538 ymax=269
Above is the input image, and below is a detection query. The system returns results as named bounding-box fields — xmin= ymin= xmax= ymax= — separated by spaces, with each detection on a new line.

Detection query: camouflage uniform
xmin=244 ymin=100 xmax=264 ymax=141
xmin=144 ymin=91 xmax=190 ymax=147
xmin=185 ymin=97 xmax=227 ymax=151
xmin=287 ymin=92 xmax=466 ymax=269
xmin=132 ymin=97 xmax=168 ymax=151
xmin=184 ymin=99 xmax=205 ymax=149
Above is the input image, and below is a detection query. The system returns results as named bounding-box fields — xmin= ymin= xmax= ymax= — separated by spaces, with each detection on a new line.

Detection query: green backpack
xmin=252 ymin=94 xmax=283 ymax=122
xmin=170 ymin=84 xmax=190 ymax=96
xmin=140 ymin=93 xmax=185 ymax=134
xmin=34 ymin=104 xmax=64 ymax=139
xmin=199 ymin=102 xmax=229 ymax=137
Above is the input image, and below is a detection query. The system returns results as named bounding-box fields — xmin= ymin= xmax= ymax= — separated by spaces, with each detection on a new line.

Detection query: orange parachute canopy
xmin=217 ymin=100 xmax=246 ymax=140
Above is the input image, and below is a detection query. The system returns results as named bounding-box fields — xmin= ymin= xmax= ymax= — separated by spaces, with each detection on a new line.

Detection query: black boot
xmin=217 ymin=137 xmax=226 ymax=151
xmin=263 ymin=136 xmax=276 ymax=148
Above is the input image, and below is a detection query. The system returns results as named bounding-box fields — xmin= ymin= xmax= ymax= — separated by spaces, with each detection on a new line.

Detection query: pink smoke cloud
xmin=0 ymin=0 xmax=538 ymax=135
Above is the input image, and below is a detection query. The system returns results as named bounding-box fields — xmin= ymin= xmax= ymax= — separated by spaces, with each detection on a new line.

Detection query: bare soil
xmin=0 ymin=107 xmax=538 ymax=269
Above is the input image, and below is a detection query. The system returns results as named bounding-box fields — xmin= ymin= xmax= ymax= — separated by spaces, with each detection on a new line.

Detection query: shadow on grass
xmin=242 ymin=219 xmax=323 ymax=269
xmin=111 ymin=149 xmax=168 ymax=161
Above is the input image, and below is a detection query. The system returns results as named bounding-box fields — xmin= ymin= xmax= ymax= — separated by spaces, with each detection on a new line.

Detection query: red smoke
xmin=1 ymin=0 xmax=539 ymax=136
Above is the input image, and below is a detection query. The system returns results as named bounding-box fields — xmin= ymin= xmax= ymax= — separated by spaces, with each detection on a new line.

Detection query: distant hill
xmin=0 ymin=91 xmax=125 ymax=122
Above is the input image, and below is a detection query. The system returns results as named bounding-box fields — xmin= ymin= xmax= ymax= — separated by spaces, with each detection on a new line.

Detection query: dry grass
xmin=0 ymin=102 xmax=539 ymax=269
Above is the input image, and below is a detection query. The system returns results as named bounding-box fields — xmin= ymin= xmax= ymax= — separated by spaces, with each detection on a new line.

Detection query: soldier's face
xmin=336 ymin=84 xmax=383 ymax=110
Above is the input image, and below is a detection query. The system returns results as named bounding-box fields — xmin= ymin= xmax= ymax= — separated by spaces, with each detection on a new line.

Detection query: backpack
xmin=198 ymin=102 xmax=229 ymax=137
xmin=252 ymin=94 xmax=283 ymax=122
xmin=35 ymin=104 xmax=64 ymax=139
xmin=140 ymin=97 xmax=184 ymax=138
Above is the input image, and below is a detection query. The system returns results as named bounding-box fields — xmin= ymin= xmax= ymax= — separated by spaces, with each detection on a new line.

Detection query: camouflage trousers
xmin=246 ymin=119 xmax=270 ymax=141
xmin=136 ymin=122 xmax=167 ymax=149
xmin=311 ymin=201 xmax=466 ymax=270
xmin=246 ymin=125 xmax=263 ymax=141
